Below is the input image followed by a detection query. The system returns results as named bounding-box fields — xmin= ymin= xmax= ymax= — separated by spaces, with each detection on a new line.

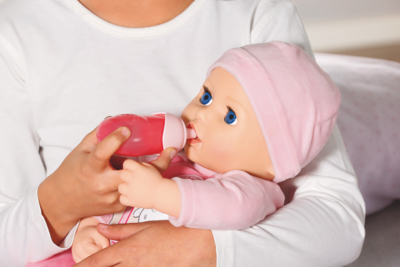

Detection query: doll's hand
xmin=118 ymin=148 xmax=181 ymax=217
xmin=119 ymin=159 xmax=165 ymax=209
xmin=72 ymin=217 xmax=110 ymax=263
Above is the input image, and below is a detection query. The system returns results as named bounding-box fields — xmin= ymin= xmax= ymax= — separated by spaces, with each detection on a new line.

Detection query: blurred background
xmin=294 ymin=0 xmax=400 ymax=62
xmin=293 ymin=1 xmax=400 ymax=266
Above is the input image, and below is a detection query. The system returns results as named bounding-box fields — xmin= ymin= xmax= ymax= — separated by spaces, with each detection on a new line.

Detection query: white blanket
xmin=317 ymin=53 xmax=400 ymax=214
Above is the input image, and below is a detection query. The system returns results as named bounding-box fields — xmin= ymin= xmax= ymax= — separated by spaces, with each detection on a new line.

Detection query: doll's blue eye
xmin=200 ymin=90 xmax=212 ymax=106
xmin=225 ymin=109 xmax=237 ymax=125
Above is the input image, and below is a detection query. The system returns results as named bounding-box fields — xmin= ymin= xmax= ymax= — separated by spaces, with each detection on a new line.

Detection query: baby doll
xmin=72 ymin=41 xmax=341 ymax=262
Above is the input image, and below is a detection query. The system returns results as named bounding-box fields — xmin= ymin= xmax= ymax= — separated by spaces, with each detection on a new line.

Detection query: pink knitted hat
xmin=207 ymin=42 xmax=341 ymax=183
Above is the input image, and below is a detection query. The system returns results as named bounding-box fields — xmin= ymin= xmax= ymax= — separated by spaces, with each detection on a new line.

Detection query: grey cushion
xmin=347 ymin=200 xmax=400 ymax=267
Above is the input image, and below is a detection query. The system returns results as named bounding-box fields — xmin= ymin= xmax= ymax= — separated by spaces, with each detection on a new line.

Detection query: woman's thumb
xmin=97 ymin=223 xmax=146 ymax=241
xmin=149 ymin=148 xmax=177 ymax=173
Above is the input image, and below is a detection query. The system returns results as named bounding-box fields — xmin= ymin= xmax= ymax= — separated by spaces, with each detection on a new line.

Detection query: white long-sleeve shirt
xmin=0 ymin=0 xmax=365 ymax=266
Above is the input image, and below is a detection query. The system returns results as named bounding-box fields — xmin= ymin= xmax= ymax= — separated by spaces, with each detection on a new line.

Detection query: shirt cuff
xmin=29 ymin=185 xmax=79 ymax=250
xmin=212 ymin=230 xmax=234 ymax=267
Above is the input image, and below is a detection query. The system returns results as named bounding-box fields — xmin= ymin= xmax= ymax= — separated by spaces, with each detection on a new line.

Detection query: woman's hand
xmin=74 ymin=221 xmax=216 ymax=267
xmin=38 ymin=127 xmax=130 ymax=245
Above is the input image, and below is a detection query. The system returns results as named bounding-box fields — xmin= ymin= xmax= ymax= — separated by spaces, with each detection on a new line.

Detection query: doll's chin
xmin=184 ymin=144 xmax=198 ymax=162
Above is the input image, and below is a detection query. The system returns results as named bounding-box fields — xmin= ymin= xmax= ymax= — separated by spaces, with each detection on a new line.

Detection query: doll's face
xmin=181 ymin=67 xmax=274 ymax=180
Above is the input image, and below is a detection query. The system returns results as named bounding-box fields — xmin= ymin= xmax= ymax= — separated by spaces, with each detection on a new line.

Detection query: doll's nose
xmin=194 ymin=106 xmax=211 ymax=123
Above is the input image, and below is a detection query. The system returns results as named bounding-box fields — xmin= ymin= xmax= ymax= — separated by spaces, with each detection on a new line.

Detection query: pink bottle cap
xmin=153 ymin=112 xmax=197 ymax=150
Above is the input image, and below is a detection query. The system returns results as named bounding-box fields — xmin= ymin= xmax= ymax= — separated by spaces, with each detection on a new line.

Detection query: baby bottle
xmin=97 ymin=113 xmax=197 ymax=157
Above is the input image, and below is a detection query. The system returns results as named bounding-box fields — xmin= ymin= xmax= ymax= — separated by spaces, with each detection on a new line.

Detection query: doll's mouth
xmin=187 ymin=138 xmax=202 ymax=144
xmin=186 ymin=123 xmax=201 ymax=145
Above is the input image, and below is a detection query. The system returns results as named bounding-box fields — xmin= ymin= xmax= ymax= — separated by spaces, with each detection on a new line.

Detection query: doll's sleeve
xmin=210 ymin=1 xmax=365 ymax=267
xmin=0 ymin=38 xmax=77 ymax=266
xmin=169 ymin=171 xmax=284 ymax=230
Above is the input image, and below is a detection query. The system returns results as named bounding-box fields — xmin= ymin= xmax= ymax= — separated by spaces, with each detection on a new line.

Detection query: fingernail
xmin=98 ymin=224 xmax=108 ymax=230
xmin=121 ymin=127 xmax=130 ymax=137
xmin=170 ymin=149 xmax=177 ymax=159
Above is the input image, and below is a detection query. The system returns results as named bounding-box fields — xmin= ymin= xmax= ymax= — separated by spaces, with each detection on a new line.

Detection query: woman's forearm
xmin=38 ymin=177 xmax=80 ymax=245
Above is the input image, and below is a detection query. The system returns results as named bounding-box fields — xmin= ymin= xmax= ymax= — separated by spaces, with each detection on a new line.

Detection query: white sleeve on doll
xmin=0 ymin=39 xmax=78 ymax=267
xmin=211 ymin=1 xmax=365 ymax=266
xmin=170 ymin=171 xmax=285 ymax=230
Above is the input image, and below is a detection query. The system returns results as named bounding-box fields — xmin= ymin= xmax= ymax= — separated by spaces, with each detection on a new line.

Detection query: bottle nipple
xmin=186 ymin=128 xmax=197 ymax=139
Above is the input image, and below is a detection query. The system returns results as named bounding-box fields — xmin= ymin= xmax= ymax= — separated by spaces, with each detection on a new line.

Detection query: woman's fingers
xmin=97 ymin=223 xmax=149 ymax=241
xmin=75 ymin=242 xmax=122 ymax=267
xmin=89 ymin=127 xmax=130 ymax=172
xmin=78 ymin=127 xmax=100 ymax=151
xmin=149 ymin=147 xmax=176 ymax=173
xmin=103 ymin=169 xmax=125 ymax=192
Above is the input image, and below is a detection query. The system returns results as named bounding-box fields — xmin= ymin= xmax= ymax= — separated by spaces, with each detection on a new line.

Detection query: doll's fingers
xmin=122 ymin=158 xmax=141 ymax=171
xmin=98 ymin=234 xmax=111 ymax=249
xmin=117 ymin=182 xmax=129 ymax=196
xmin=120 ymin=169 xmax=131 ymax=183
xmin=84 ymin=242 xmax=103 ymax=257
xmin=89 ymin=127 xmax=131 ymax=172
xmin=72 ymin=254 xmax=84 ymax=264
xmin=119 ymin=194 xmax=130 ymax=206
xmin=72 ymin=246 xmax=85 ymax=263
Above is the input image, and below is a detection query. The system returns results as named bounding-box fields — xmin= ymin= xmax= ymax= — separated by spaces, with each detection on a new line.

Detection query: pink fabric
xmin=99 ymin=154 xmax=284 ymax=230
xmin=169 ymin=165 xmax=285 ymax=230
xmin=207 ymin=42 xmax=341 ymax=182
xmin=316 ymin=53 xmax=400 ymax=214
xmin=25 ymin=249 xmax=75 ymax=267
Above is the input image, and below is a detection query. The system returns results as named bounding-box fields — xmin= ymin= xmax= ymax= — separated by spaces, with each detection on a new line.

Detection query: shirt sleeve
xmin=0 ymin=38 xmax=77 ymax=267
xmin=211 ymin=1 xmax=365 ymax=266
xmin=250 ymin=0 xmax=313 ymax=57
xmin=169 ymin=171 xmax=284 ymax=230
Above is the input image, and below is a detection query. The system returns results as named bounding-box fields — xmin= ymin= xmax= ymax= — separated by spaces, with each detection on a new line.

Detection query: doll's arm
xmin=170 ymin=171 xmax=284 ymax=230
xmin=72 ymin=217 xmax=110 ymax=263
xmin=118 ymin=159 xmax=181 ymax=218
xmin=118 ymin=158 xmax=284 ymax=230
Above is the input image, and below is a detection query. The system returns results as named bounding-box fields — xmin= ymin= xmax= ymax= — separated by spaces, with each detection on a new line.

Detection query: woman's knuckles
xmin=91 ymin=181 xmax=108 ymax=195
xmin=92 ymin=148 xmax=109 ymax=162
